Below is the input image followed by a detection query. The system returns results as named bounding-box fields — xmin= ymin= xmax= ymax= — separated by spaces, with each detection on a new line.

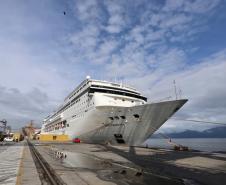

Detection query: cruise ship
xmin=41 ymin=77 xmax=187 ymax=145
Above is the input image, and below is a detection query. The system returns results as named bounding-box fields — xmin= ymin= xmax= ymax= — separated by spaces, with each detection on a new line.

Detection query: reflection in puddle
xmin=59 ymin=151 xmax=183 ymax=185
xmin=63 ymin=151 xmax=102 ymax=169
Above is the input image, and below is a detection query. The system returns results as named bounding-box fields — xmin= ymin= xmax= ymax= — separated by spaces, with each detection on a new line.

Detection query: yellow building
xmin=39 ymin=134 xmax=69 ymax=142
xmin=13 ymin=133 xmax=23 ymax=142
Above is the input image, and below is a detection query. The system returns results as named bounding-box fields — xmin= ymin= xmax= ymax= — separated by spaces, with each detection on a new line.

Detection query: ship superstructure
xmin=41 ymin=77 xmax=187 ymax=145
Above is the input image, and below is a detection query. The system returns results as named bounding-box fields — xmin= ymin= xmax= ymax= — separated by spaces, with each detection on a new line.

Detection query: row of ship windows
xmin=45 ymin=114 xmax=141 ymax=132
xmin=71 ymin=108 xmax=90 ymax=118
xmin=45 ymin=120 xmax=69 ymax=132
xmin=72 ymin=97 xmax=95 ymax=118
xmin=108 ymin=114 xmax=140 ymax=121
xmin=69 ymin=84 xmax=145 ymax=108
xmin=56 ymin=94 xmax=92 ymax=116
xmin=49 ymin=94 xmax=93 ymax=124
xmin=61 ymin=89 xmax=143 ymax=120
xmin=72 ymin=102 xmax=94 ymax=111
xmin=47 ymin=96 xmax=95 ymax=131
xmin=58 ymin=98 xmax=81 ymax=113
xmin=91 ymin=84 xmax=139 ymax=95
xmin=89 ymin=88 xmax=147 ymax=101
xmin=72 ymin=113 xmax=87 ymax=118
xmin=71 ymin=96 xmax=94 ymax=114
xmin=68 ymin=82 xmax=137 ymax=101
xmin=69 ymin=81 xmax=89 ymax=100
xmin=114 ymin=98 xmax=137 ymax=103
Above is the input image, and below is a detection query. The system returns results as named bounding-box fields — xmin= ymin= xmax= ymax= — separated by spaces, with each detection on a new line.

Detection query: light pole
xmin=0 ymin=119 xmax=7 ymax=132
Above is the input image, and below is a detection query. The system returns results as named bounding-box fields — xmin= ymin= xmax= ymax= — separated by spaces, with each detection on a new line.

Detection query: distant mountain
xmin=153 ymin=126 xmax=226 ymax=138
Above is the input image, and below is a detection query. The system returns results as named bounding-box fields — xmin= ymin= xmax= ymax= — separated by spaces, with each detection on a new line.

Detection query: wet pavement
xmin=1 ymin=141 xmax=226 ymax=185
xmin=62 ymin=151 xmax=103 ymax=169
xmin=33 ymin=142 xmax=226 ymax=185
xmin=0 ymin=142 xmax=24 ymax=185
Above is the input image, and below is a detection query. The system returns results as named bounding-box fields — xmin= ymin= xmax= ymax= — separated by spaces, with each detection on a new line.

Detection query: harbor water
xmin=145 ymin=138 xmax=226 ymax=152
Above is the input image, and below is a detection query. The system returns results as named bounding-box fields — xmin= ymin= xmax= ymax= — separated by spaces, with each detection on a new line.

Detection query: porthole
xmin=109 ymin=117 xmax=114 ymax=120
xmin=133 ymin=114 xmax=139 ymax=118
xmin=120 ymin=116 xmax=126 ymax=119
xmin=114 ymin=116 xmax=119 ymax=120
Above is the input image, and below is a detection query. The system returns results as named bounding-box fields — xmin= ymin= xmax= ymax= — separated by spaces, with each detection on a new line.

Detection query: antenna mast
xmin=173 ymin=80 xmax=178 ymax=100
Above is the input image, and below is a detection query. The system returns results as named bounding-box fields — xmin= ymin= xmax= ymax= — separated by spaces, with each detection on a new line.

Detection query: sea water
xmin=144 ymin=138 xmax=226 ymax=152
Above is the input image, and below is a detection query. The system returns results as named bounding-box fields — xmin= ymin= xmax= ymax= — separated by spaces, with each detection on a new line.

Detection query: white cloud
xmin=104 ymin=42 xmax=226 ymax=132
xmin=73 ymin=0 xmax=100 ymax=22
xmin=0 ymin=0 xmax=225 ymax=132
xmin=104 ymin=1 xmax=125 ymax=33
xmin=69 ymin=24 xmax=99 ymax=52
xmin=163 ymin=0 xmax=184 ymax=11
xmin=163 ymin=0 xmax=221 ymax=14
xmin=159 ymin=14 xmax=192 ymax=29
xmin=147 ymin=49 xmax=226 ymax=132
xmin=98 ymin=39 xmax=118 ymax=56
xmin=184 ymin=0 xmax=221 ymax=14
xmin=0 ymin=85 xmax=57 ymax=129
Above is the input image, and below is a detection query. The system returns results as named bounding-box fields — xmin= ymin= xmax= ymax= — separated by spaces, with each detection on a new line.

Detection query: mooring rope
xmin=170 ymin=118 xmax=226 ymax=126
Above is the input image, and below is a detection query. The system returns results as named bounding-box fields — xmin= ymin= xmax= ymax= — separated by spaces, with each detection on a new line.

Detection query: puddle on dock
xmin=61 ymin=152 xmax=184 ymax=185
xmin=62 ymin=152 xmax=103 ymax=169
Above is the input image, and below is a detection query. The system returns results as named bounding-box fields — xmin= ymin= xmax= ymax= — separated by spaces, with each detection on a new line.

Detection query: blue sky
xmin=0 ymin=0 xmax=226 ymax=132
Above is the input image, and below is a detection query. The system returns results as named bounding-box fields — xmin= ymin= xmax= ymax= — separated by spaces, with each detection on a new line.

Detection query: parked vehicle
xmin=4 ymin=137 xmax=13 ymax=142
xmin=72 ymin=138 xmax=81 ymax=143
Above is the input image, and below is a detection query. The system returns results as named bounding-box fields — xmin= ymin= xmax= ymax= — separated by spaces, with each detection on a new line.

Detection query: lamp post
xmin=0 ymin=119 xmax=7 ymax=132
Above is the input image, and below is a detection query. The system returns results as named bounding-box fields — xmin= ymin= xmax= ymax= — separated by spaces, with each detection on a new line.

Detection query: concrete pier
xmin=1 ymin=141 xmax=226 ymax=185
xmin=0 ymin=142 xmax=23 ymax=185
xmin=18 ymin=143 xmax=41 ymax=185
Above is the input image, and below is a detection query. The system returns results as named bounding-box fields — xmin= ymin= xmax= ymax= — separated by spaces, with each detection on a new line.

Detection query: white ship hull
xmin=41 ymin=78 xmax=187 ymax=145
xmin=42 ymin=99 xmax=187 ymax=145
xmin=77 ymin=99 xmax=187 ymax=145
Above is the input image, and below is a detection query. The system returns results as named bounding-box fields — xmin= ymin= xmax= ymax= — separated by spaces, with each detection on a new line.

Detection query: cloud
xmin=0 ymin=1 xmax=80 ymax=128
xmin=66 ymin=0 xmax=225 ymax=133
xmin=104 ymin=1 xmax=125 ymax=33
xmin=0 ymin=0 xmax=225 ymax=132
xmin=159 ymin=14 xmax=192 ymax=29
xmin=0 ymin=86 xmax=56 ymax=129
xmin=163 ymin=0 xmax=184 ymax=11
xmin=147 ymin=49 xmax=226 ymax=132
xmin=103 ymin=42 xmax=226 ymax=133
xmin=163 ymin=0 xmax=221 ymax=13
xmin=72 ymin=0 xmax=100 ymax=22
xmin=183 ymin=0 xmax=221 ymax=14
xmin=67 ymin=0 xmax=223 ymax=70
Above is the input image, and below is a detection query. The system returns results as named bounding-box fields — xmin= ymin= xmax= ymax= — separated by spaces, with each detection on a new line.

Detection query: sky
xmin=0 ymin=0 xmax=226 ymax=132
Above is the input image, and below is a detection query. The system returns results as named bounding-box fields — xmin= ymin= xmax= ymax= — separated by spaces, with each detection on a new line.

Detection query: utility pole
xmin=0 ymin=119 xmax=7 ymax=132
